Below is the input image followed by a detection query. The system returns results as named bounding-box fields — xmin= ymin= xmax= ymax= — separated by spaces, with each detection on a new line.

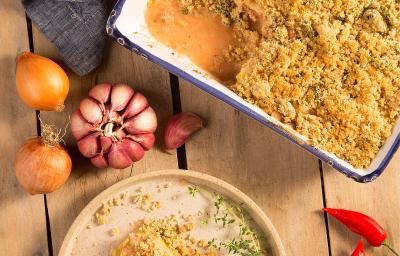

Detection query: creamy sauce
xmin=145 ymin=0 xmax=239 ymax=82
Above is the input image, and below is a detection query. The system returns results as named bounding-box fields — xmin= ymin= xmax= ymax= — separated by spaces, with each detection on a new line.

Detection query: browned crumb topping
xmin=112 ymin=216 xmax=216 ymax=256
xmin=179 ymin=0 xmax=400 ymax=168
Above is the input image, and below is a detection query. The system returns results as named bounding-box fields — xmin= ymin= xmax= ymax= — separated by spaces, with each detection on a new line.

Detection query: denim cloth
xmin=22 ymin=0 xmax=107 ymax=76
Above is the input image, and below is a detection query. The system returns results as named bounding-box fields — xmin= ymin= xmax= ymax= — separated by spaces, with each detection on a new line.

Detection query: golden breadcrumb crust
xmin=180 ymin=0 xmax=400 ymax=168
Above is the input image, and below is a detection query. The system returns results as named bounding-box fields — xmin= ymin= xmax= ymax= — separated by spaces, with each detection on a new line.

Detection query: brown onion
xmin=16 ymin=52 xmax=69 ymax=111
xmin=71 ymin=83 xmax=157 ymax=169
xmin=14 ymin=137 xmax=72 ymax=194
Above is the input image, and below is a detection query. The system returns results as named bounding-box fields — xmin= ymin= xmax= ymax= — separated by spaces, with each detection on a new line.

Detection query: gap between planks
xmin=319 ymin=160 xmax=332 ymax=256
xmin=26 ymin=14 xmax=54 ymax=256
xmin=169 ymin=73 xmax=188 ymax=170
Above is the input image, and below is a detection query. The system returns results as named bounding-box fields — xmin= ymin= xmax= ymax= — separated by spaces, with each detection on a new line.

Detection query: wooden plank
xmin=0 ymin=1 xmax=48 ymax=255
xmin=179 ymin=80 xmax=329 ymax=256
xmin=324 ymin=152 xmax=400 ymax=255
xmin=31 ymin=28 xmax=178 ymax=253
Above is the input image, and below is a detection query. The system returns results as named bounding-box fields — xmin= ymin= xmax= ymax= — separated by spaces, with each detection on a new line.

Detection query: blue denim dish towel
xmin=22 ymin=0 xmax=107 ymax=76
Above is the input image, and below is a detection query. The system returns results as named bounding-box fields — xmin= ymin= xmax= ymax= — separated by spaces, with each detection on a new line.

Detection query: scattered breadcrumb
xmin=132 ymin=193 xmax=162 ymax=212
xmin=120 ymin=192 xmax=128 ymax=200
xmin=110 ymin=227 xmax=120 ymax=237
xmin=95 ymin=193 xmax=129 ymax=225
xmin=95 ymin=202 xmax=112 ymax=225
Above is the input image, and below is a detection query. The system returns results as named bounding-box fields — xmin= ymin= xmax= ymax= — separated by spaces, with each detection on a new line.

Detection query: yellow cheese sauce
xmin=145 ymin=0 xmax=239 ymax=83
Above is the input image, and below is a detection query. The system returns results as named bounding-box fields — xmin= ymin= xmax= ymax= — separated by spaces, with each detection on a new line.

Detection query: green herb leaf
xmin=190 ymin=185 xmax=263 ymax=255
xmin=201 ymin=218 xmax=209 ymax=225
xmin=188 ymin=186 xmax=199 ymax=197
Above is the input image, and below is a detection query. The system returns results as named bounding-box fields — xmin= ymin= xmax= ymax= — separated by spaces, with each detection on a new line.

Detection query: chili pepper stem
xmin=382 ymin=241 xmax=400 ymax=256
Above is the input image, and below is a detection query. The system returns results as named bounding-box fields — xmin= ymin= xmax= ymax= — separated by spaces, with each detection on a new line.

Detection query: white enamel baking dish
xmin=106 ymin=0 xmax=400 ymax=182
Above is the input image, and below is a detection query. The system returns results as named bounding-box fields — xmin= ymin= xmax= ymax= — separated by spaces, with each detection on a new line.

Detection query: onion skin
xmin=14 ymin=137 xmax=71 ymax=194
xmin=16 ymin=52 xmax=69 ymax=111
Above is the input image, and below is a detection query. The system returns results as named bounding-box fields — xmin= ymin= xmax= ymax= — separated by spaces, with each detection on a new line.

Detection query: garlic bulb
xmin=71 ymin=83 xmax=157 ymax=169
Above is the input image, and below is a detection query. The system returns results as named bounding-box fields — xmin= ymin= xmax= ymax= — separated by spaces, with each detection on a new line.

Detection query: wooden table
xmin=1 ymin=1 xmax=400 ymax=255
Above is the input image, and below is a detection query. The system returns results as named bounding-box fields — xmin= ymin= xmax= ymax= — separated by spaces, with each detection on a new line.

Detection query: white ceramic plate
xmin=59 ymin=170 xmax=286 ymax=256
xmin=105 ymin=0 xmax=400 ymax=182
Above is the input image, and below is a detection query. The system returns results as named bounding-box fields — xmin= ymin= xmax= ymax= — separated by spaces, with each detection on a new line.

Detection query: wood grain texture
xmin=0 ymin=1 xmax=48 ymax=255
xmin=31 ymin=27 xmax=178 ymax=253
xmin=179 ymin=80 xmax=329 ymax=256
xmin=324 ymin=151 xmax=400 ymax=256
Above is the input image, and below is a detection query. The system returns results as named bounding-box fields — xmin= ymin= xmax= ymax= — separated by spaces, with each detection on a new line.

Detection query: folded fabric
xmin=22 ymin=0 xmax=107 ymax=76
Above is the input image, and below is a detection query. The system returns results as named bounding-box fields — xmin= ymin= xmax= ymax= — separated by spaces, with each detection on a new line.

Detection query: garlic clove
xmin=164 ymin=112 xmax=204 ymax=150
xmin=77 ymin=132 xmax=101 ymax=158
xmin=71 ymin=110 xmax=94 ymax=140
xmin=91 ymin=154 xmax=108 ymax=169
xmin=89 ymin=83 xmax=112 ymax=104
xmin=100 ymin=136 xmax=113 ymax=153
xmin=121 ymin=139 xmax=145 ymax=162
xmin=108 ymin=142 xmax=133 ymax=169
xmin=111 ymin=84 xmax=135 ymax=112
xmin=80 ymin=98 xmax=103 ymax=124
xmin=122 ymin=92 xmax=149 ymax=119
xmin=127 ymin=133 xmax=155 ymax=151
xmin=124 ymin=107 xmax=157 ymax=134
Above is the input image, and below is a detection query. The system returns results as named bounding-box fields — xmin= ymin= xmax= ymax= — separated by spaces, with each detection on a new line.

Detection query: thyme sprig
xmin=188 ymin=186 xmax=200 ymax=197
xmin=187 ymin=186 xmax=263 ymax=256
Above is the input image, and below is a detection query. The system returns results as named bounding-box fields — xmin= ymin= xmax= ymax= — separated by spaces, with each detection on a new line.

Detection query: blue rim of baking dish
xmin=106 ymin=0 xmax=400 ymax=183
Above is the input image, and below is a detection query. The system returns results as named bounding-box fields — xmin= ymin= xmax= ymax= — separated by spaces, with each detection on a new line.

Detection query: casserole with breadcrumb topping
xmin=148 ymin=0 xmax=400 ymax=168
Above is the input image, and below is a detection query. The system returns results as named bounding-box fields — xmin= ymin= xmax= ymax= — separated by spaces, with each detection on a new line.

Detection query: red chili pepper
xmin=323 ymin=208 xmax=399 ymax=256
xmin=352 ymin=240 xmax=365 ymax=256
xmin=323 ymin=208 xmax=386 ymax=246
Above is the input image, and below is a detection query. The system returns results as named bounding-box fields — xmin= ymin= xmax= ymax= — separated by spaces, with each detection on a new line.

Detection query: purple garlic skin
xmin=71 ymin=83 xmax=157 ymax=169
xmin=164 ymin=112 xmax=204 ymax=150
